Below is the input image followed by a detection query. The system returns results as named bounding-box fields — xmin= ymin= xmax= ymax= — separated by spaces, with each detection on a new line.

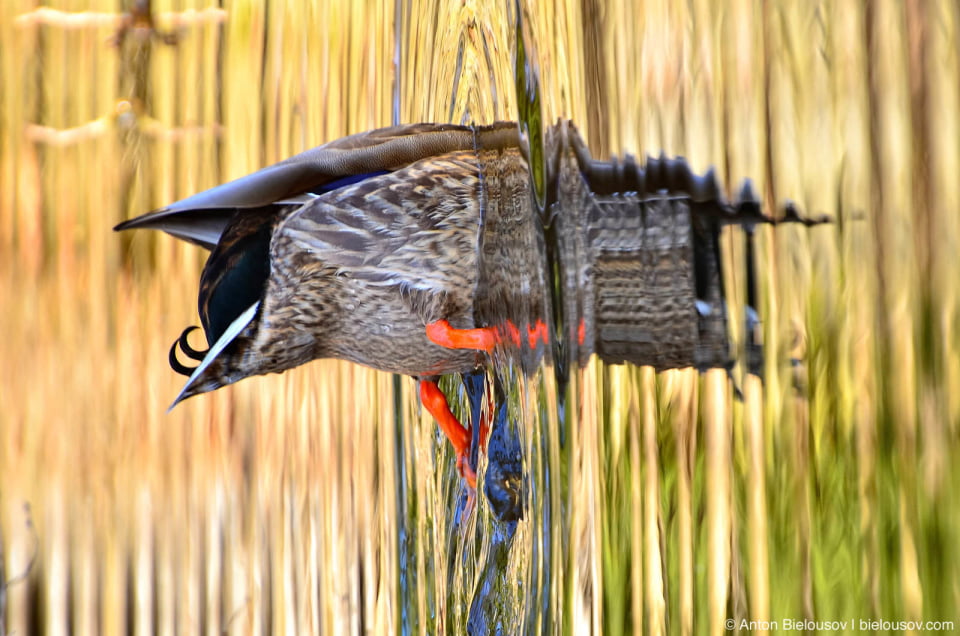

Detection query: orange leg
xmin=419 ymin=379 xmax=477 ymax=488
xmin=422 ymin=320 xmax=511 ymax=488
xmin=426 ymin=318 xmax=551 ymax=353
xmin=425 ymin=319 xmax=498 ymax=353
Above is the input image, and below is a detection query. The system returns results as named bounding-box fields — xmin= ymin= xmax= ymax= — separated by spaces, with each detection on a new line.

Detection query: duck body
xmin=117 ymin=122 xmax=533 ymax=404
xmin=117 ymin=119 xmax=789 ymax=405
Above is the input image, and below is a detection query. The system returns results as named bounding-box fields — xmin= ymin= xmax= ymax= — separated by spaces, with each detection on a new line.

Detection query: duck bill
xmin=167 ymin=301 xmax=261 ymax=412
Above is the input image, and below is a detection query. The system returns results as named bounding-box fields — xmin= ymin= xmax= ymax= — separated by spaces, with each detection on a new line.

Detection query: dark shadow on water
xmin=462 ymin=370 xmax=524 ymax=524
xmin=460 ymin=369 xmax=524 ymax=634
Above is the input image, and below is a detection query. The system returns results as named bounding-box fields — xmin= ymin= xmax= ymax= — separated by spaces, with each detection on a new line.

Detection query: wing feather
xmin=279 ymin=152 xmax=484 ymax=295
xmin=114 ymin=122 xmax=520 ymax=248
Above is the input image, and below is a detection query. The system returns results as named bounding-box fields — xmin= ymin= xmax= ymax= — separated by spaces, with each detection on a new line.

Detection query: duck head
xmin=167 ymin=207 xmax=282 ymax=408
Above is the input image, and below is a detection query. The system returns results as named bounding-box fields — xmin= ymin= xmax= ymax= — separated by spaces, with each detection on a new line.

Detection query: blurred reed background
xmin=1 ymin=0 xmax=958 ymax=634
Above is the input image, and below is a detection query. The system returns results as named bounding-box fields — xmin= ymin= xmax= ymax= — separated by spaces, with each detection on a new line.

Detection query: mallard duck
xmin=117 ymin=120 xmax=814 ymax=488
xmin=116 ymin=122 xmax=533 ymax=485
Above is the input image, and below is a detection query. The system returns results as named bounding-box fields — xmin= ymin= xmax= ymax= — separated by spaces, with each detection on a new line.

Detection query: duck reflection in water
xmin=116 ymin=120 xmax=820 ymax=521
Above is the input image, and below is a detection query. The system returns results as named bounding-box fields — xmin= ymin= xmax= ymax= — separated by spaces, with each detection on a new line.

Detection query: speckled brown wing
xmin=278 ymin=151 xmax=485 ymax=322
